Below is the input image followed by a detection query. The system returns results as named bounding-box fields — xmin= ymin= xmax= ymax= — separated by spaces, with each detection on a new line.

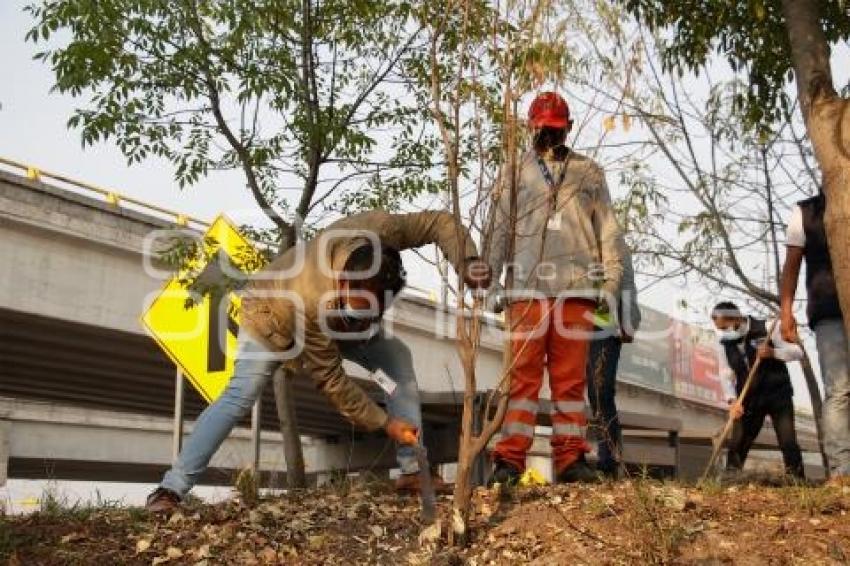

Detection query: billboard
xmin=688 ymin=341 xmax=725 ymax=407
xmin=612 ymin=307 xmax=726 ymax=409
xmin=617 ymin=306 xmax=674 ymax=394
xmin=670 ymin=322 xmax=726 ymax=408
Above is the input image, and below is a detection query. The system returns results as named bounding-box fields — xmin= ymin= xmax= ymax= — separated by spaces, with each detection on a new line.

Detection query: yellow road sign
xmin=141 ymin=215 xmax=264 ymax=403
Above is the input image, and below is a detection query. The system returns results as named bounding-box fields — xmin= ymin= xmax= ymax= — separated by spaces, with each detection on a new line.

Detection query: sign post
xmin=172 ymin=369 xmax=184 ymax=463
xmin=251 ymin=400 xmax=261 ymax=475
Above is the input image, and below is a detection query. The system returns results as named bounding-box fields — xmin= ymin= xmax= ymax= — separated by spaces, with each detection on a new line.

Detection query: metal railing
xmin=0 ymin=155 xmax=210 ymax=229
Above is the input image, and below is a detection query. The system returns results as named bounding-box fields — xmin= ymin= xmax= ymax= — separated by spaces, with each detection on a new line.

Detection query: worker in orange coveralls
xmin=485 ymin=91 xmax=624 ymax=484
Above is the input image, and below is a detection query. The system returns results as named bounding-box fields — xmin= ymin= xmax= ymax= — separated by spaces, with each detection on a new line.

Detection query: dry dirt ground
xmin=2 ymin=478 xmax=850 ymax=565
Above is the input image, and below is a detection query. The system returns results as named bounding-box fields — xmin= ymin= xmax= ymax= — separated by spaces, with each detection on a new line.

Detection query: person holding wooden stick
xmin=711 ymin=302 xmax=805 ymax=478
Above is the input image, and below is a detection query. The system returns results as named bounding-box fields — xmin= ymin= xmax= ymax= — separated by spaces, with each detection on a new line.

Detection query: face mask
xmin=716 ymin=317 xmax=749 ymax=342
xmin=534 ymin=127 xmax=567 ymax=152
xmin=716 ymin=328 xmax=743 ymax=342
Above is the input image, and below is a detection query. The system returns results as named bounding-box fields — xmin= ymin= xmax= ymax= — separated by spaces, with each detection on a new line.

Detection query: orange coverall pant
xmin=492 ymin=298 xmax=594 ymax=473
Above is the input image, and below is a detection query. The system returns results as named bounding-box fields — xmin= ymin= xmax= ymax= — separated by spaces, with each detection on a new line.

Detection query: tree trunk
xmin=273 ymin=367 xmax=307 ymax=488
xmin=449 ymin=92 xmax=519 ymax=546
xmin=449 ymin=362 xmax=477 ymax=546
xmin=272 ymin=227 xmax=307 ymax=488
xmin=822 ymin=165 xmax=850 ymax=342
xmin=276 ymin=0 xmax=324 ymax=481
xmin=781 ymin=0 xmax=850 ymax=342
xmin=274 ymin=160 xmax=321 ymax=489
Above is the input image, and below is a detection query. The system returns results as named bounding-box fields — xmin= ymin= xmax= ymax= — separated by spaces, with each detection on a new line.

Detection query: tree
xmin=415 ymin=0 xmax=637 ymax=543
xmin=414 ymin=0 xmax=507 ymax=543
xmin=26 ymin=0 xmax=439 ymax=487
xmin=618 ymin=0 xmax=850 ymax=339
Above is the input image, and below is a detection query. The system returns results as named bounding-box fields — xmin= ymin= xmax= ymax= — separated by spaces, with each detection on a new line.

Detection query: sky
xmin=1 ymin=0 xmax=848 ymax=509
xmin=0 ymin=3 xmax=251 ymax=221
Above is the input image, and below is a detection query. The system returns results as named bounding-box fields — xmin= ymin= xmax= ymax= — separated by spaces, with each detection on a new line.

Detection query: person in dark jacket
xmin=712 ymin=302 xmax=805 ymax=478
xmin=781 ymin=193 xmax=850 ymax=481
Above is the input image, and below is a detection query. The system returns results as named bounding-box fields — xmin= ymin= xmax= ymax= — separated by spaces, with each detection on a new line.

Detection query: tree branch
xmin=779 ymin=0 xmax=836 ymax=119
xmin=183 ymin=0 xmax=289 ymax=232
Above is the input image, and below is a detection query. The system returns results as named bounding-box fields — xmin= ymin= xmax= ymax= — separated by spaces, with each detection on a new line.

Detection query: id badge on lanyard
xmin=536 ymin=154 xmax=568 ymax=231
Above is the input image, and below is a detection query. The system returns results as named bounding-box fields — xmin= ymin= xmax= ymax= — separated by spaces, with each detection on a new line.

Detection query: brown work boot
xmin=145 ymin=487 xmax=181 ymax=513
xmin=395 ymin=472 xmax=453 ymax=495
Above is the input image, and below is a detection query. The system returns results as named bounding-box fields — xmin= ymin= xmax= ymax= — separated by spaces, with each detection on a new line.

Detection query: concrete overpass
xmin=0 ymin=159 xmax=822 ymax=487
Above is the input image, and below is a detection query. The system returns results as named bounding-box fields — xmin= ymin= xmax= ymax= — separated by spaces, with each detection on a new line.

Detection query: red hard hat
xmin=528 ymin=91 xmax=571 ymax=128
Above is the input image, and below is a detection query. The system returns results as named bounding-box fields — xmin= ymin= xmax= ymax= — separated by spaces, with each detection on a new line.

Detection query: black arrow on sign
xmin=193 ymin=249 xmax=245 ymax=373
xmin=207 ymin=290 xmax=241 ymax=373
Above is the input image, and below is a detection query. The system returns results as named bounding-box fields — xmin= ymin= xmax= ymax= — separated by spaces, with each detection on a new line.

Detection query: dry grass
xmin=2 ymin=478 xmax=849 ymax=564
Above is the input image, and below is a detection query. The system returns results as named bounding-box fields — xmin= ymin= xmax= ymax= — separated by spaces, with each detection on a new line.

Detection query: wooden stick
xmin=700 ymin=318 xmax=779 ymax=482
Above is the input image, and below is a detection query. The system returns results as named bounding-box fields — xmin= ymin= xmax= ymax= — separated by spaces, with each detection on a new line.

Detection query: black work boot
xmin=721 ymin=466 xmax=742 ymax=484
xmin=489 ymin=459 xmax=521 ymax=487
xmin=597 ymin=463 xmax=619 ymax=480
xmin=556 ymin=456 xmax=600 ymax=484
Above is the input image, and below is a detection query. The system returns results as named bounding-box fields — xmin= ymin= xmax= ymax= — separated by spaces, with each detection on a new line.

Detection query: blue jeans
xmin=586 ymin=333 xmax=622 ymax=474
xmin=161 ymin=331 xmax=423 ymax=497
xmin=814 ymin=318 xmax=850 ymax=476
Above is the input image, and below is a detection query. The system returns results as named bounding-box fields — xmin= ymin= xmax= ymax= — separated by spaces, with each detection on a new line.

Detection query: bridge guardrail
xmin=0 ymin=155 xmax=210 ymax=230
